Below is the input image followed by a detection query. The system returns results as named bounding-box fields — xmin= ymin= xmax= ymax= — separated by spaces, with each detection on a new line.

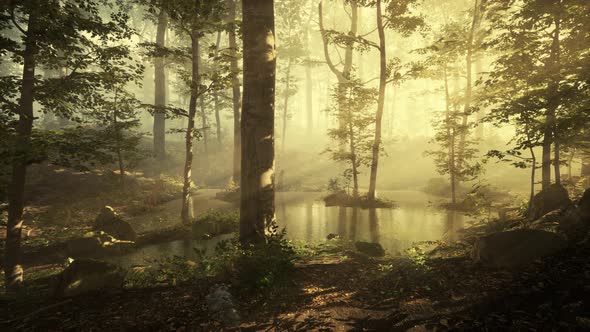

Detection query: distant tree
xmin=276 ymin=0 xmax=306 ymax=153
xmin=325 ymin=78 xmax=377 ymax=199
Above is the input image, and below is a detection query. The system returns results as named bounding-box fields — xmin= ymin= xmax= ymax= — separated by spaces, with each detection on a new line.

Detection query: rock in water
xmin=54 ymin=259 xmax=126 ymax=297
xmin=206 ymin=285 xmax=240 ymax=327
xmin=355 ymin=241 xmax=385 ymax=257
xmin=472 ymin=229 xmax=566 ymax=269
xmin=93 ymin=206 xmax=137 ymax=241
xmin=529 ymin=184 xmax=572 ymax=220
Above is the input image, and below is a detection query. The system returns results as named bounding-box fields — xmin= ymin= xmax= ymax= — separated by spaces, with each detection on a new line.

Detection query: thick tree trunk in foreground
xmin=240 ymin=0 xmax=276 ymax=244
xmin=5 ymin=13 xmax=37 ymax=292
xmin=367 ymin=0 xmax=387 ymax=201
xmin=153 ymin=9 xmax=168 ymax=161
xmin=181 ymin=32 xmax=200 ymax=225
xmin=228 ymin=0 xmax=241 ymax=183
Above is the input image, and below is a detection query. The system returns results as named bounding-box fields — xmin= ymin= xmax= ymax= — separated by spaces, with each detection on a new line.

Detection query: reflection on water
xmin=111 ymin=191 xmax=468 ymax=267
xmin=276 ymin=191 xmax=467 ymax=255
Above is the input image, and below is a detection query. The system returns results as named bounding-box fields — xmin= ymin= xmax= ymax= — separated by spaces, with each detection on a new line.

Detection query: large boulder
xmin=531 ymin=206 xmax=589 ymax=243
xmin=529 ymin=184 xmax=572 ymax=220
xmin=472 ymin=229 xmax=566 ymax=269
xmin=53 ymin=259 xmax=126 ymax=297
xmin=355 ymin=241 xmax=385 ymax=257
xmin=94 ymin=206 xmax=137 ymax=241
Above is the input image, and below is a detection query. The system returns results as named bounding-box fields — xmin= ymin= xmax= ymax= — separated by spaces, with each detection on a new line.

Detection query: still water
xmin=110 ymin=190 xmax=468 ymax=267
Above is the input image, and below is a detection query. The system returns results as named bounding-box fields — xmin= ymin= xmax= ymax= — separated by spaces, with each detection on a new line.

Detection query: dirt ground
xmin=2 ymin=242 xmax=589 ymax=331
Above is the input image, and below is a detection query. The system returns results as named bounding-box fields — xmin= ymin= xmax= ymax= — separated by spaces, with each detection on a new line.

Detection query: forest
xmin=0 ymin=0 xmax=589 ymax=330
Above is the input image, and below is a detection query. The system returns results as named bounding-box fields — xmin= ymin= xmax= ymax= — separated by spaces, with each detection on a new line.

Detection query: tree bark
xmin=181 ymin=31 xmax=200 ymax=225
xmin=228 ymin=0 xmax=241 ymax=183
xmin=5 ymin=11 xmax=37 ymax=292
xmin=240 ymin=0 xmax=276 ymax=244
xmin=153 ymin=8 xmax=168 ymax=161
xmin=367 ymin=0 xmax=387 ymax=201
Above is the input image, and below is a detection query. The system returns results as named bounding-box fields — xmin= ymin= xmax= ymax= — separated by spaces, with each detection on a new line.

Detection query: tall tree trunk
xmin=349 ymin=121 xmax=359 ymax=199
xmin=5 ymin=12 xmax=37 ymax=292
xmin=181 ymin=31 xmax=200 ymax=225
xmin=457 ymin=0 xmax=479 ymax=173
xmin=214 ymin=31 xmax=222 ymax=150
xmin=240 ymin=0 xmax=276 ymax=244
xmin=305 ymin=0 xmax=314 ymax=134
xmin=367 ymin=0 xmax=387 ymax=201
xmin=474 ymin=56 xmax=484 ymax=140
xmin=200 ymin=95 xmax=208 ymax=163
xmin=228 ymin=0 xmax=241 ymax=183
xmin=281 ymin=58 xmax=292 ymax=153
xmin=319 ymin=0 xmax=357 ymax=133
xmin=550 ymin=15 xmax=561 ymax=186
xmin=444 ymin=64 xmax=457 ymax=204
xmin=153 ymin=9 xmax=168 ymax=161
xmin=113 ymin=90 xmax=125 ymax=189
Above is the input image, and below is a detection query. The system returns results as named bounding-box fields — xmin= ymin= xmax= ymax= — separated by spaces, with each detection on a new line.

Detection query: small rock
xmin=355 ymin=241 xmax=385 ymax=257
xmin=53 ymin=259 xmax=126 ymax=297
xmin=326 ymin=233 xmax=339 ymax=240
xmin=471 ymin=229 xmax=566 ymax=269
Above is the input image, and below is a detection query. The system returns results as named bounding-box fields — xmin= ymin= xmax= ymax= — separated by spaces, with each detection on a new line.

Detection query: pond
xmin=109 ymin=190 xmax=469 ymax=267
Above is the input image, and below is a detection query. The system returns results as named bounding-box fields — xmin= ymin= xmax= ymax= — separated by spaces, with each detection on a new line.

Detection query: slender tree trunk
xmin=367 ymin=0 xmax=387 ymax=201
xmin=474 ymin=56 xmax=484 ymax=140
xmin=199 ymin=95 xmax=208 ymax=163
xmin=349 ymin=122 xmax=359 ymax=199
xmin=214 ymin=31 xmax=222 ymax=150
xmin=113 ymin=90 xmax=125 ymax=189
xmin=153 ymin=9 xmax=168 ymax=161
xmin=444 ymin=64 xmax=456 ymax=204
xmin=457 ymin=0 xmax=479 ymax=172
xmin=529 ymin=147 xmax=537 ymax=214
xmin=550 ymin=16 xmax=561 ymax=186
xmin=305 ymin=0 xmax=314 ymax=134
xmin=228 ymin=0 xmax=241 ymax=183
xmin=240 ymin=0 xmax=276 ymax=244
xmin=5 ymin=12 xmax=37 ymax=292
xmin=181 ymin=31 xmax=200 ymax=225
xmin=281 ymin=58 xmax=292 ymax=153
xmin=319 ymin=0 xmax=357 ymax=134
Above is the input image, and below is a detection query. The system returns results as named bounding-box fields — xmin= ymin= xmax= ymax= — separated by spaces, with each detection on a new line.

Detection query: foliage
xmin=324 ymin=78 xmax=378 ymax=195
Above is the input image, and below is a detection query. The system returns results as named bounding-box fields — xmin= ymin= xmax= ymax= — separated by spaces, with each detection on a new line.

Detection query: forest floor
xmin=2 ymin=239 xmax=589 ymax=331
